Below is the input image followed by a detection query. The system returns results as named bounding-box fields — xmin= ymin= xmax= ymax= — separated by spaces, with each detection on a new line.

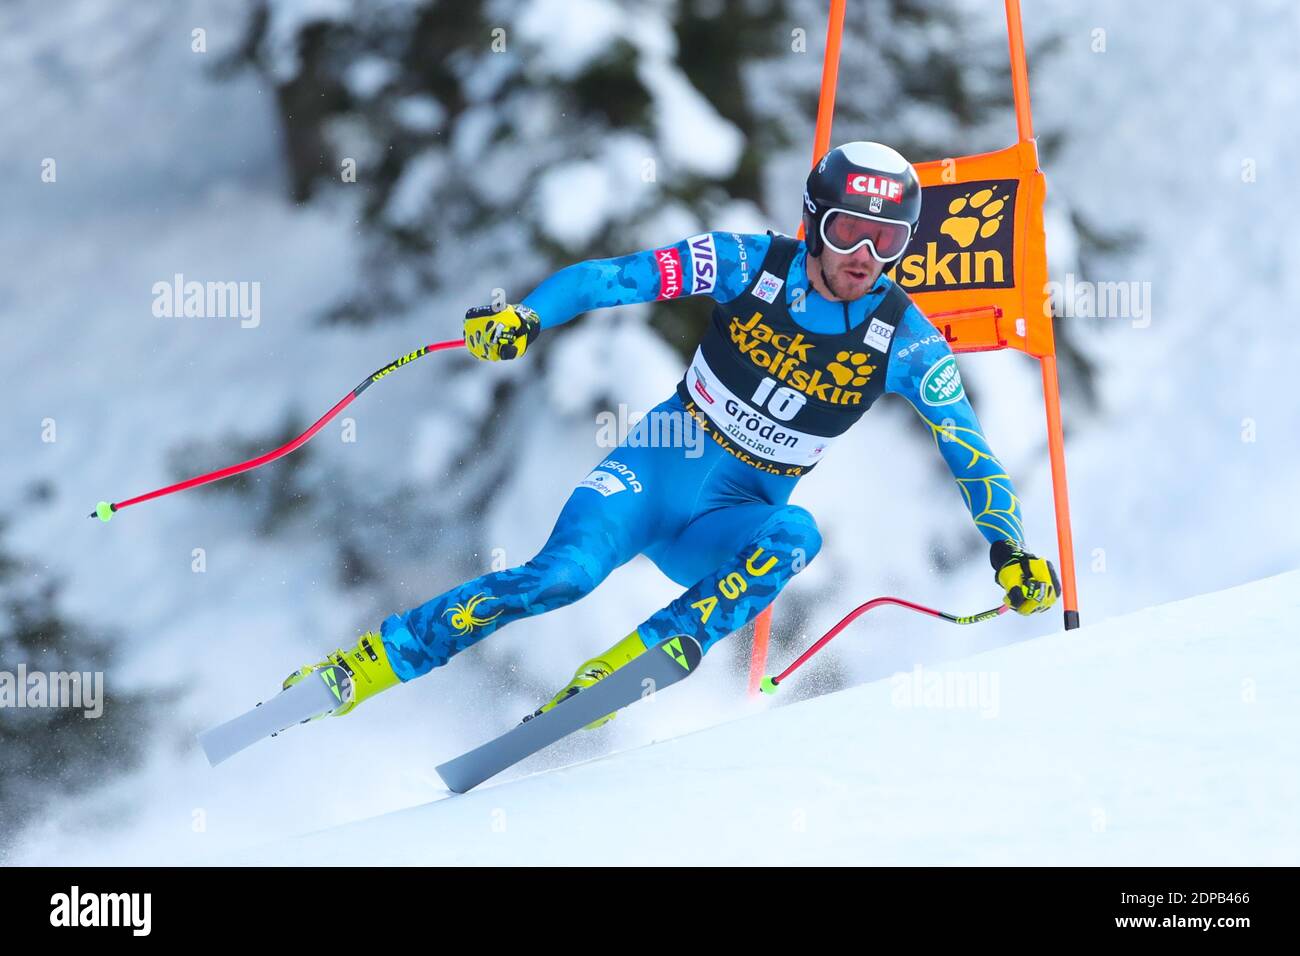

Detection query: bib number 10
xmin=751 ymin=377 xmax=806 ymax=421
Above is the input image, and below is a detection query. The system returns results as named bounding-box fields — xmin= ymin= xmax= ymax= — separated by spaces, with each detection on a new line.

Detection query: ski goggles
xmin=820 ymin=208 xmax=914 ymax=261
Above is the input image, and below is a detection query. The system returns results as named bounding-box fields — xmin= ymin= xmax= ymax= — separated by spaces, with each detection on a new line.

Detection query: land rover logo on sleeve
xmin=920 ymin=355 xmax=965 ymax=406
xmin=753 ymin=271 xmax=784 ymax=304
xmin=863 ymin=318 xmax=895 ymax=353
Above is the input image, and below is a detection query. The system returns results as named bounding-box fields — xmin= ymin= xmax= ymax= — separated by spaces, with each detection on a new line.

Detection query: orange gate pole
xmin=1005 ymin=0 xmax=1080 ymax=628
xmin=749 ymin=0 xmax=849 ymax=696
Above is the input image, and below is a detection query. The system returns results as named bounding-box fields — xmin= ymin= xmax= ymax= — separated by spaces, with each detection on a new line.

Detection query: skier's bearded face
xmin=813 ymin=244 xmax=886 ymax=301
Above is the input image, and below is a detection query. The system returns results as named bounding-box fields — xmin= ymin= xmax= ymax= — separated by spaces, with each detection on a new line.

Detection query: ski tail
xmin=197 ymin=664 xmax=348 ymax=766
xmin=436 ymin=635 xmax=703 ymax=794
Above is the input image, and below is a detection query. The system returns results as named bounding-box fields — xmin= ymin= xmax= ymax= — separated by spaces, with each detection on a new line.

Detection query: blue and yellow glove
xmin=463 ymin=304 xmax=541 ymax=361
xmin=990 ymin=540 xmax=1061 ymax=615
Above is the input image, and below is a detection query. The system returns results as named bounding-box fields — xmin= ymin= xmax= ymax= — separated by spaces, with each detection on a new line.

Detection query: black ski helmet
xmin=802 ymin=141 xmax=922 ymax=261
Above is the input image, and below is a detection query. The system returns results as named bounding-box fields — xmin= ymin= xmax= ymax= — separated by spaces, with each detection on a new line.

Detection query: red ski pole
xmin=90 ymin=337 xmax=465 ymax=522
xmin=760 ymin=597 xmax=1008 ymax=693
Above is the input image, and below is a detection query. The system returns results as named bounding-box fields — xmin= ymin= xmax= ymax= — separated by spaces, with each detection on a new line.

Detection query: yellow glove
xmin=990 ymin=540 xmax=1061 ymax=615
xmin=463 ymin=304 xmax=541 ymax=361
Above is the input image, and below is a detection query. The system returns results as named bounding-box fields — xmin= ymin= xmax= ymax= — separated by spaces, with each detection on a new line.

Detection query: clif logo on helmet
xmin=844 ymin=173 xmax=903 ymax=202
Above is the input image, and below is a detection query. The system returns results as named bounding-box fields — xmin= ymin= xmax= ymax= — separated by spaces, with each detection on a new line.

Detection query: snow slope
xmin=225 ymin=569 xmax=1300 ymax=866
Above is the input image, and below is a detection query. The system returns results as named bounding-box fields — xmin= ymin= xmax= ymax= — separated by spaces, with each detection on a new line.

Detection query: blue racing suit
xmin=380 ymin=231 xmax=1023 ymax=679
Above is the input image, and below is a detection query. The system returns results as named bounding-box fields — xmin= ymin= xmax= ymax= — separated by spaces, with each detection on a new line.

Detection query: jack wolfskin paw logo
xmin=827 ymin=350 xmax=874 ymax=387
xmin=940 ymin=187 xmax=1006 ymax=248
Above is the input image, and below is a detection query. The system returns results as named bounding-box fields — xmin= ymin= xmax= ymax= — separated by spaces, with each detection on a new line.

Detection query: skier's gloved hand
xmin=463 ymin=304 xmax=541 ymax=361
xmin=990 ymin=539 xmax=1061 ymax=615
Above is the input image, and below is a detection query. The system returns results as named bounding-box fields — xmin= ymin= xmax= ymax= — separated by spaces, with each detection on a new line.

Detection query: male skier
xmin=284 ymin=142 xmax=1061 ymax=726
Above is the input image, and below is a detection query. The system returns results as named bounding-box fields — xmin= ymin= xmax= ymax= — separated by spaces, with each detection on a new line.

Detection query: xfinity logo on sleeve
xmin=845 ymin=173 xmax=902 ymax=201
xmin=686 ymin=233 xmax=717 ymax=295
xmin=50 ymin=886 xmax=151 ymax=936
xmin=655 ymin=247 xmax=684 ymax=300
xmin=863 ymin=318 xmax=895 ymax=352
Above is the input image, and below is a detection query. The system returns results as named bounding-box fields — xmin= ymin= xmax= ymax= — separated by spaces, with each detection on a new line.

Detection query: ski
xmin=436 ymin=634 xmax=703 ymax=794
xmin=197 ymin=665 xmax=348 ymax=767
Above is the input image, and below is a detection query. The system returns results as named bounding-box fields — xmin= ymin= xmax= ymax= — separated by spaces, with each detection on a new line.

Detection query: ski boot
xmin=282 ymin=630 xmax=401 ymax=719
xmin=524 ymin=630 xmax=647 ymax=730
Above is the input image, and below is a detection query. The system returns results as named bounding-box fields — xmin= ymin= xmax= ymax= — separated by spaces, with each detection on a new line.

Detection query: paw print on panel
xmin=827 ymin=351 xmax=874 ymax=387
xmin=940 ymin=187 xmax=1006 ymax=248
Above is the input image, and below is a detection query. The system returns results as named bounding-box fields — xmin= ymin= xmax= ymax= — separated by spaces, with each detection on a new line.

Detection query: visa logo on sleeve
xmin=686 ymin=233 xmax=717 ymax=295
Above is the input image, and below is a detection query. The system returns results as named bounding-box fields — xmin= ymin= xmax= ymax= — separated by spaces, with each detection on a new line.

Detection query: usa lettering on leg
xmin=691 ymin=547 xmax=780 ymax=624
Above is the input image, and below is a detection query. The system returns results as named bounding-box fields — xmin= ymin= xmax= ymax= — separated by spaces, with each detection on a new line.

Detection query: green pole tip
xmin=95 ymin=501 xmax=115 ymax=523
xmin=759 ymin=676 xmax=779 ymax=695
